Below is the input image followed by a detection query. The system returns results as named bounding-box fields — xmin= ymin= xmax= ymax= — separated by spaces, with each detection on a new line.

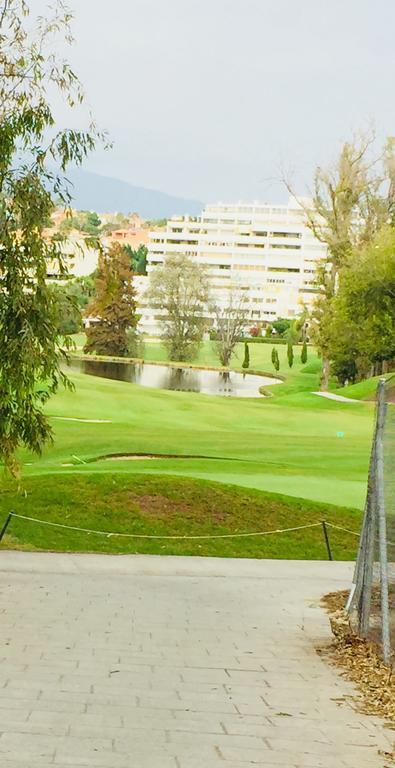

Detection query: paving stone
xmin=0 ymin=553 xmax=391 ymax=767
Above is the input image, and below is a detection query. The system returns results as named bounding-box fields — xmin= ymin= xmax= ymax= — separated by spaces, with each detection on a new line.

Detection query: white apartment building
xmin=46 ymin=235 xmax=99 ymax=280
xmin=138 ymin=198 xmax=326 ymax=335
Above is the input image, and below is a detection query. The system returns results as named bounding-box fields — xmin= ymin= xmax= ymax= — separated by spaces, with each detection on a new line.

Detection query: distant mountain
xmin=64 ymin=169 xmax=203 ymax=218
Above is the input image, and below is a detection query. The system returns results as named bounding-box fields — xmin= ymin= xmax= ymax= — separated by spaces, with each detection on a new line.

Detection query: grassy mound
xmin=1 ymin=473 xmax=362 ymax=559
xmin=333 ymin=378 xmax=381 ymax=401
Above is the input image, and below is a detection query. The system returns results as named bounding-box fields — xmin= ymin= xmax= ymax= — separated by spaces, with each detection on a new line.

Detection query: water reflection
xmin=68 ymin=359 xmax=280 ymax=398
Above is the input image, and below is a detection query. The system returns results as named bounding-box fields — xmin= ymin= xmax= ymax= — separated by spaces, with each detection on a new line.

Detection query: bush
xmin=240 ymin=336 xmax=287 ymax=345
xmin=249 ymin=325 xmax=260 ymax=337
xmin=127 ymin=329 xmax=145 ymax=358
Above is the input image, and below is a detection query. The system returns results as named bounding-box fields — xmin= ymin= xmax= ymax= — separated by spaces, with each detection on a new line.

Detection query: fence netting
xmin=348 ymin=376 xmax=395 ymax=666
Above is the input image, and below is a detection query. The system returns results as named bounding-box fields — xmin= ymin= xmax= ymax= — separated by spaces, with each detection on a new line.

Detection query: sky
xmin=40 ymin=0 xmax=395 ymax=203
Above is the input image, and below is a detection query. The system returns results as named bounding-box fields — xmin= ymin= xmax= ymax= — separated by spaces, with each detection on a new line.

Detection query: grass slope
xmin=12 ymin=363 xmax=374 ymax=509
xmin=333 ymin=374 xmax=394 ymax=401
xmin=1 ymin=474 xmax=362 ymax=560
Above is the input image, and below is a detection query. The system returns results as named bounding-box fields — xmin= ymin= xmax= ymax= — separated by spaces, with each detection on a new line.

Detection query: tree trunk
xmin=320 ymin=358 xmax=330 ymax=391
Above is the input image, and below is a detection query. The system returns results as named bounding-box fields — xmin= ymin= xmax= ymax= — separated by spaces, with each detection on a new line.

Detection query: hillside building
xmin=138 ymin=199 xmax=326 ymax=335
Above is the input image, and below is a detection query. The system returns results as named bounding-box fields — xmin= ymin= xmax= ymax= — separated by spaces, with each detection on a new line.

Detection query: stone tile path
xmin=0 ymin=552 xmax=392 ymax=767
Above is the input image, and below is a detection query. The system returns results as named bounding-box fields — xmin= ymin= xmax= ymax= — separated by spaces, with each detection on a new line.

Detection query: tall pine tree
xmin=84 ymin=244 xmax=137 ymax=357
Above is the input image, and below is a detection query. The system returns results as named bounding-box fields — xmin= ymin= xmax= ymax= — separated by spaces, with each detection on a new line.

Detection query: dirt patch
xmin=319 ymin=590 xmax=395 ymax=765
xmin=125 ymin=492 xmax=228 ymax=523
xmin=134 ymin=494 xmax=190 ymax=519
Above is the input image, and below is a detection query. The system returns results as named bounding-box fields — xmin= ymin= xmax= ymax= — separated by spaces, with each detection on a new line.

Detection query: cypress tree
xmin=274 ymin=349 xmax=280 ymax=372
xmin=242 ymin=342 xmax=250 ymax=369
xmin=271 ymin=346 xmax=276 ymax=365
xmin=287 ymin=343 xmax=294 ymax=368
xmin=301 ymin=339 xmax=308 ymax=364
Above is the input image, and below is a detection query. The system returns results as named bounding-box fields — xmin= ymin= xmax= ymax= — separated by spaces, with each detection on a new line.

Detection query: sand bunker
xmin=52 ymin=417 xmax=112 ymax=423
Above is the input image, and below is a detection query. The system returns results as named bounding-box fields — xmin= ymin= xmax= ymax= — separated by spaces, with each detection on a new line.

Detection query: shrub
xmin=249 ymin=325 xmax=260 ymax=337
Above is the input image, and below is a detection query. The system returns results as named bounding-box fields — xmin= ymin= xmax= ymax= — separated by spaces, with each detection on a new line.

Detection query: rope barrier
xmin=325 ymin=522 xmax=361 ymax=537
xmin=9 ymin=512 xmax=323 ymax=541
xmin=325 ymin=521 xmax=395 ymax=547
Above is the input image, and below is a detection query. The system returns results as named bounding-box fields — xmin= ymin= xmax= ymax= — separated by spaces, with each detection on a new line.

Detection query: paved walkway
xmin=0 ymin=552 xmax=392 ymax=767
xmin=312 ymin=391 xmax=360 ymax=403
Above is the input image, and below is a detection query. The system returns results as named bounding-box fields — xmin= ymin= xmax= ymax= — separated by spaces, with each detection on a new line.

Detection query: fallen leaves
xmin=319 ymin=590 xmax=395 ymax=765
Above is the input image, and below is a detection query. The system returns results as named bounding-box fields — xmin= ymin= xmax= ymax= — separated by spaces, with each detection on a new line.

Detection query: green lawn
xmin=14 ymin=364 xmax=374 ymax=510
xmin=1 ymin=474 xmax=361 ymax=560
xmin=0 ymin=340 xmax=377 ymax=559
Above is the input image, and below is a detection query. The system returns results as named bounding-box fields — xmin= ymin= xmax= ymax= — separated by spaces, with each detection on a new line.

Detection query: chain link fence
xmin=348 ymin=376 xmax=395 ymax=665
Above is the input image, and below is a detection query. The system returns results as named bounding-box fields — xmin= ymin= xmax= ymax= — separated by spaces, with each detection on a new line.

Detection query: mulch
xmin=319 ymin=589 xmax=395 ymax=766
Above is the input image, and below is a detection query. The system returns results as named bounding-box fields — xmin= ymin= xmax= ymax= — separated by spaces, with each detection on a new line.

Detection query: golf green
xmin=0 ymin=342 xmax=378 ymax=558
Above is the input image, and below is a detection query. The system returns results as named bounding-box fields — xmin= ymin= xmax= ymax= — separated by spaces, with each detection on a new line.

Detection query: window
xmin=272 ymin=231 xmax=302 ymax=239
xmin=268 ymin=267 xmax=300 ymax=273
xmin=236 ymin=242 xmax=265 ymax=249
xmin=167 ymin=239 xmax=198 ymax=245
xmin=270 ymin=244 xmax=301 ymax=250
xmin=232 ymin=264 xmax=265 ymax=271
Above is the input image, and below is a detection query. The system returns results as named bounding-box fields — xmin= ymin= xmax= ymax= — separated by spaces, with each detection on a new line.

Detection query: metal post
xmin=321 ymin=521 xmax=333 ymax=561
xmin=0 ymin=513 xmax=13 ymax=544
xmin=355 ymin=389 xmax=379 ymax=635
xmin=375 ymin=379 xmax=392 ymax=665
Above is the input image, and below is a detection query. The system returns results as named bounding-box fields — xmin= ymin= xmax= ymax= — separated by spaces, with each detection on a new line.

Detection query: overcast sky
xmin=46 ymin=0 xmax=395 ymax=203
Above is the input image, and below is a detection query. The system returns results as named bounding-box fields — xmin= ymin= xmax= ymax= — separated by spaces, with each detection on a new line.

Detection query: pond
xmin=68 ymin=358 xmax=281 ymax=398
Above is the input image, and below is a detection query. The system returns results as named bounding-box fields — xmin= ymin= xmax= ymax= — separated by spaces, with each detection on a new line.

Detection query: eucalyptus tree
xmin=0 ymin=1 xmax=105 ymax=472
